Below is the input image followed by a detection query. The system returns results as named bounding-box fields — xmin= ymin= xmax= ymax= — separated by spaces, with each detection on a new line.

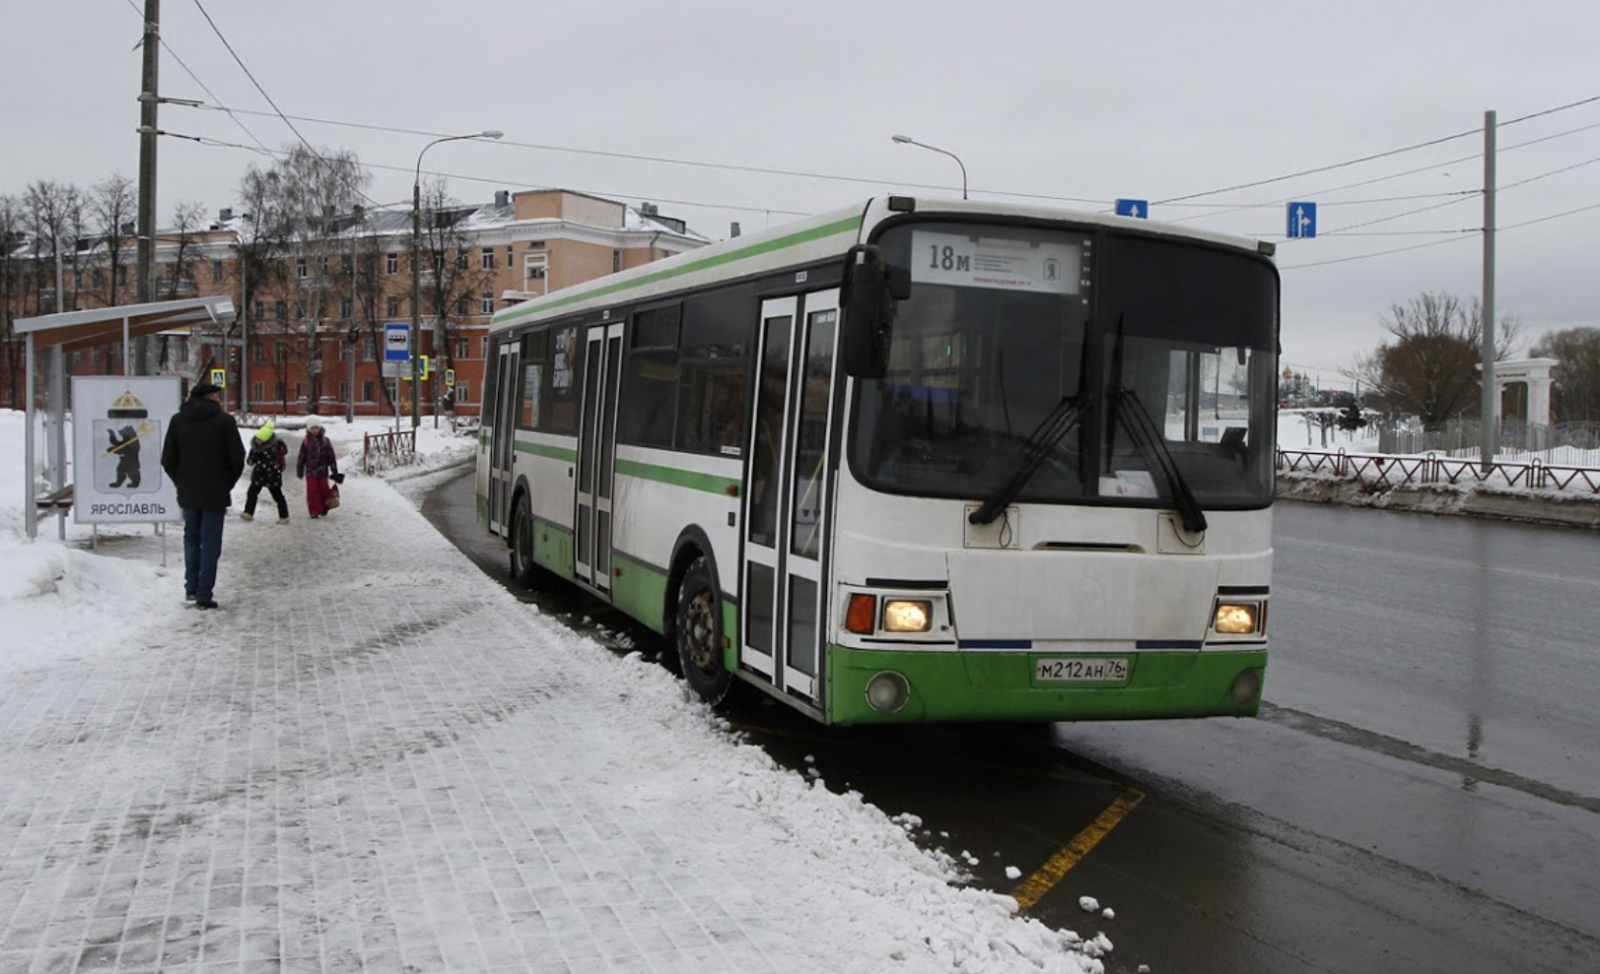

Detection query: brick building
xmin=0 ymin=189 xmax=708 ymax=419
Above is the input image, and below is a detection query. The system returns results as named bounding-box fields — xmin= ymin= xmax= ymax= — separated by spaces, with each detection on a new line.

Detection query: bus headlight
xmin=883 ymin=599 xmax=932 ymax=633
xmin=1214 ymin=603 xmax=1259 ymax=634
xmin=865 ymin=671 xmax=910 ymax=712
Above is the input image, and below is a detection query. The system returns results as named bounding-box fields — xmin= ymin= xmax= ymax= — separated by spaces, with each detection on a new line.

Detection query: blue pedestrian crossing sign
xmin=1114 ymin=199 xmax=1149 ymax=219
xmin=1287 ymin=202 xmax=1317 ymax=239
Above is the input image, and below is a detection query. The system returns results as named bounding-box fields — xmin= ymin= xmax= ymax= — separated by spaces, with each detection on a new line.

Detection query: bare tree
xmin=234 ymin=145 xmax=370 ymax=412
xmin=418 ymin=178 xmax=494 ymax=399
xmin=151 ymin=199 xmax=209 ymax=375
xmin=1530 ymin=326 xmax=1600 ymax=424
xmin=23 ymin=180 xmax=83 ymax=314
xmin=1347 ymin=291 xmax=1523 ymax=431
xmin=0 ymin=194 xmax=25 ymax=406
xmin=87 ymin=174 xmax=136 ymax=309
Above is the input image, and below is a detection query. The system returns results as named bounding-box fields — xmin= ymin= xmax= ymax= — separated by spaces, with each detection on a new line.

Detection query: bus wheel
xmin=510 ymin=494 xmax=538 ymax=589
xmin=676 ymin=556 xmax=732 ymax=706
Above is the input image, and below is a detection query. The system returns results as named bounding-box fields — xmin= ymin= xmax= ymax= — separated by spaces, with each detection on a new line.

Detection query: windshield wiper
xmin=968 ymin=394 xmax=1082 ymax=525
xmin=1110 ymin=387 xmax=1207 ymax=534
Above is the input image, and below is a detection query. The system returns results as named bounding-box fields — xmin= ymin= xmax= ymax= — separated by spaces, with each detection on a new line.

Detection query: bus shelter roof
xmin=15 ymin=296 xmax=236 ymax=354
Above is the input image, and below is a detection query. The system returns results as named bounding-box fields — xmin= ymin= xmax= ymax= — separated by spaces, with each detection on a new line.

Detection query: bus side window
xmin=618 ymin=305 xmax=680 ymax=448
xmin=544 ymin=325 xmax=581 ymax=435
xmin=518 ymin=331 xmax=545 ymax=429
xmin=677 ymin=287 xmax=754 ymax=455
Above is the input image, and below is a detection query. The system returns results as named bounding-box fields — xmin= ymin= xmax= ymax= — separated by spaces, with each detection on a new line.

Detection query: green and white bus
xmin=476 ymin=195 xmax=1278 ymax=725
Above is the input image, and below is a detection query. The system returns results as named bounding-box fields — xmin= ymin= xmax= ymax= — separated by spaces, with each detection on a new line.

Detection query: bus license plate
xmin=1034 ymin=657 xmax=1129 ymax=683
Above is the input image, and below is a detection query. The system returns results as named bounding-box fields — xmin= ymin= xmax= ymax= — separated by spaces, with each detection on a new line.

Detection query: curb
xmin=1276 ymin=474 xmax=1600 ymax=530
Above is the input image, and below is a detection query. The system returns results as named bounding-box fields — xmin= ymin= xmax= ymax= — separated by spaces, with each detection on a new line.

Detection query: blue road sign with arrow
xmin=1287 ymin=202 xmax=1317 ymax=239
xmin=1114 ymin=199 xmax=1148 ymax=219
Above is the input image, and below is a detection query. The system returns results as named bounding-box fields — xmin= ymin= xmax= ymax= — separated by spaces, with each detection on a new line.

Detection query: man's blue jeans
xmin=181 ymin=506 xmax=226 ymax=601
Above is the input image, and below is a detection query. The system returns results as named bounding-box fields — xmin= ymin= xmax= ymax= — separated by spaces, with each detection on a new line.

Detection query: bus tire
xmin=509 ymin=494 xmax=538 ymax=590
xmin=676 ymin=555 xmax=732 ymax=706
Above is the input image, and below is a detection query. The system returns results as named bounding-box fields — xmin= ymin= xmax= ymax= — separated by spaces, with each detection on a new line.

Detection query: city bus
xmin=475 ymin=195 xmax=1278 ymax=725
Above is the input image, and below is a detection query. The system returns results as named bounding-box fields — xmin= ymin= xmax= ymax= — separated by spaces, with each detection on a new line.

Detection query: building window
xmin=480 ymin=291 xmax=493 ymax=315
xmin=338 ymin=381 xmax=349 ymax=401
xmin=456 ymin=293 xmax=469 ymax=316
xmin=274 ymin=381 xmax=286 ymax=401
xmin=363 ymin=338 xmax=377 ymax=361
xmin=523 ymin=254 xmax=548 ymax=294
xmin=252 ymin=382 xmax=264 ymax=403
xmin=211 ymin=260 xmax=224 ymax=283
xmin=274 ymin=300 xmax=287 ymax=321
xmin=458 ymin=380 xmax=470 ymax=403
xmin=457 ymin=338 xmax=469 ymax=360
xmin=275 ymin=342 xmax=288 ymax=363
xmin=340 ymin=297 xmax=353 ymax=319
xmin=362 ymin=380 xmax=374 ymax=402
xmin=386 ymin=253 xmax=398 ymax=275
xmin=116 ymin=266 xmax=128 ymax=286
xmin=294 ymin=382 xmax=303 ymax=402
xmin=253 ymin=301 xmax=265 ymax=322
xmin=456 ymin=250 xmax=469 ymax=270
xmin=505 ymin=245 xmax=513 ymax=267
xmin=481 ymin=247 xmax=494 ymax=270
xmin=386 ymin=296 xmax=400 ymax=318
xmin=296 ymin=257 xmax=307 ymax=279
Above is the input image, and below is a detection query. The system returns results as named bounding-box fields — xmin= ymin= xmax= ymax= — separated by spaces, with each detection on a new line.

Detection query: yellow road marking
xmin=1011 ymin=789 xmax=1144 ymax=910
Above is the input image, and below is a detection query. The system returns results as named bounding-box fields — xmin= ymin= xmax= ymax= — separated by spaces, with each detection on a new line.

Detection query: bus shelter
xmin=15 ymin=296 xmax=236 ymax=540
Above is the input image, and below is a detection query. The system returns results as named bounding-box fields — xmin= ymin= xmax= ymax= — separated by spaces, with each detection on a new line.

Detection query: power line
xmin=187 ymin=0 xmax=383 ymax=211
xmin=163 ymin=133 xmax=816 ymax=221
xmin=1156 ymin=93 xmax=1600 ymax=208
xmin=120 ymin=0 xmax=273 ymax=155
xmin=184 ymin=102 xmax=1110 ymax=208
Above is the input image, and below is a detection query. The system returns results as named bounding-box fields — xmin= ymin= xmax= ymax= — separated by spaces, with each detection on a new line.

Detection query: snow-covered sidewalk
xmin=0 ymin=414 xmax=1108 ymax=974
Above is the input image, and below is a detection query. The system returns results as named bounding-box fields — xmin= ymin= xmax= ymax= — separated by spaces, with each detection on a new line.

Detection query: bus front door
xmin=487 ymin=341 xmax=519 ymax=534
xmin=574 ymin=322 xmax=622 ymax=593
xmin=741 ymin=290 xmax=840 ymax=705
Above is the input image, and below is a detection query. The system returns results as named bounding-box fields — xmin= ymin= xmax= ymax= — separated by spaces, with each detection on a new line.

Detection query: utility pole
xmin=133 ymin=0 xmax=159 ymax=376
xmin=1480 ymin=109 xmax=1498 ymax=471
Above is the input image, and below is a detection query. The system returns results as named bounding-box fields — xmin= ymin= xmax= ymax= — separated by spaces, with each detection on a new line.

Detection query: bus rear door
xmin=741 ymin=290 xmax=841 ymax=705
xmin=486 ymin=339 xmax=519 ymax=534
xmin=575 ymin=321 xmax=623 ymax=593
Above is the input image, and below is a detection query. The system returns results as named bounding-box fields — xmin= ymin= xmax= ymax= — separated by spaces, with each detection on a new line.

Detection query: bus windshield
xmin=848 ymin=220 xmax=1278 ymax=511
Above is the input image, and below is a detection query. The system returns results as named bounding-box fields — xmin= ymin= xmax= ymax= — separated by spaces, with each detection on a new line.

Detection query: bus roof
xmin=488 ymin=196 xmax=1270 ymax=334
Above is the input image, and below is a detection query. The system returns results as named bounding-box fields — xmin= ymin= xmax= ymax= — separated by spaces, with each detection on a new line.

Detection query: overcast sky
xmin=5 ymin=1 xmax=1598 ymax=385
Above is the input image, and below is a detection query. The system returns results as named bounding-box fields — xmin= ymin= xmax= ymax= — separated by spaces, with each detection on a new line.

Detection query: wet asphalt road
xmin=422 ymin=468 xmax=1600 ymax=974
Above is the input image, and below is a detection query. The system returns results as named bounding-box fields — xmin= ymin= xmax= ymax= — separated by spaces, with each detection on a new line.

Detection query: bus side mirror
xmin=841 ymin=245 xmax=908 ymax=378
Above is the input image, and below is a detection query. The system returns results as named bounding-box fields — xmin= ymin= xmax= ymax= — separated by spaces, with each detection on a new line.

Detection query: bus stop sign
xmin=384 ymin=322 xmax=410 ymax=361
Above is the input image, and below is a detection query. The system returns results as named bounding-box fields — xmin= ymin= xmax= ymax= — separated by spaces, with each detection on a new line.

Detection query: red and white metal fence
xmin=1276 ymin=449 xmax=1600 ymax=495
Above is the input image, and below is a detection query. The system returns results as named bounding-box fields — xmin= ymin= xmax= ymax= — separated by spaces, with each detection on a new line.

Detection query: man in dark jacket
xmin=160 ymin=382 xmax=245 ymax=609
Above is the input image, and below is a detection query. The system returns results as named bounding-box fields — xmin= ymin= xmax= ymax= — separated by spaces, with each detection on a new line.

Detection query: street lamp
xmin=891 ymin=134 xmax=967 ymax=200
xmin=412 ymin=129 xmax=503 ymax=427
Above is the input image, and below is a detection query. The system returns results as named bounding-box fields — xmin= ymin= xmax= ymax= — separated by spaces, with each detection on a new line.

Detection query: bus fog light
xmin=1230 ymin=668 xmax=1262 ymax=706
xmin=865 ymin=671 xmax=910 ymax=712
xmin=1214 ymin=603 xmax=1258 ymax=634
xmin=883 ymin=599 xmax=932 ymax=632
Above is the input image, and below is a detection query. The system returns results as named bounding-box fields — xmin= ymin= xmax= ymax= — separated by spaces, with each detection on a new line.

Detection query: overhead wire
xmin=187 ymin=0 xmax=384 ymax=211
xmin=120 ymin=0 xmax=273 ymax=155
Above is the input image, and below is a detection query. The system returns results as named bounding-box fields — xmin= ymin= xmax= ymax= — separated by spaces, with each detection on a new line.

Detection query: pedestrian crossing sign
xmin=210 ymin=368 xmax=226 ymax=387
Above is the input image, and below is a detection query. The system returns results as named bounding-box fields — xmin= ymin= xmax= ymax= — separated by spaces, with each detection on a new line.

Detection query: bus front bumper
xmin=824 ymin=644 xmax=1266 ymax=725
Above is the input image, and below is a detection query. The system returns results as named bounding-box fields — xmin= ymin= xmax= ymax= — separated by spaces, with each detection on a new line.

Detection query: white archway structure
xmin=1492 ymin=358 xmax=1558 ymax=426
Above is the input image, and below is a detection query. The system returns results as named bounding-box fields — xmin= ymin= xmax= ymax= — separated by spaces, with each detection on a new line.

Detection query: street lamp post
xmin=411 ymin=129 xmax=503 ymax=428
xmin=891 ymin=134 xmax=967 ymax=200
